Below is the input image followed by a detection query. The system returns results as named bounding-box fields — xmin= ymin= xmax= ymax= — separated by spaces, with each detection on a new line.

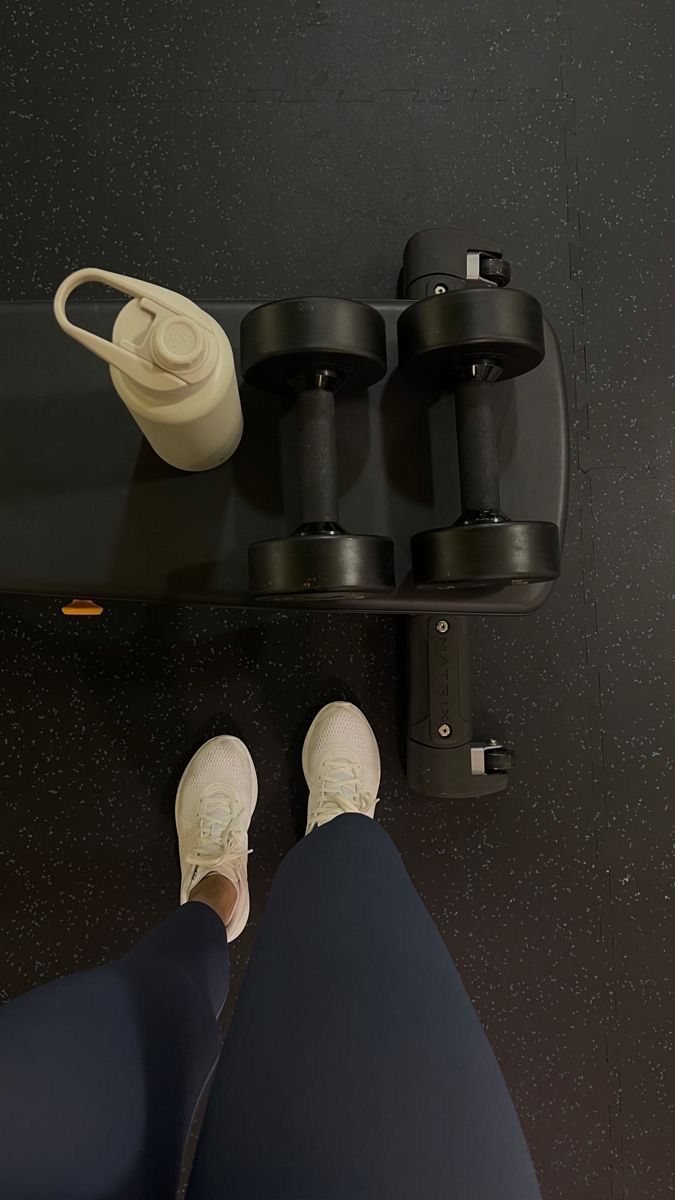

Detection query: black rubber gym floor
xmin=1 ymin=3 xmax=673 ymax=1197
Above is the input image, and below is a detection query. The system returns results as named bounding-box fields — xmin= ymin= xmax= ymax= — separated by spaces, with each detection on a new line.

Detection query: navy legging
xmin=0 ymin=815 xmax=541 ymax=1199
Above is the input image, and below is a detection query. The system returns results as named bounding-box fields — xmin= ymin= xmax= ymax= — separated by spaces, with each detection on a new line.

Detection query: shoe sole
xmin=301 ymin=701 xmax=381 ymax=794
xmin=175 ymin=736 xmax=259 ymax=920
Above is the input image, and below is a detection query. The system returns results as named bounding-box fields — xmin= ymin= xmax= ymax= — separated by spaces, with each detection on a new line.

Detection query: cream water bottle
xmin=54 ymin=268 xmax=242 ymax=471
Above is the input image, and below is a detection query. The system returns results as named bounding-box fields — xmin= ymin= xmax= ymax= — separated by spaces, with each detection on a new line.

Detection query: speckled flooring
xmin=1 ymin=1 xmax=673 ymax=1198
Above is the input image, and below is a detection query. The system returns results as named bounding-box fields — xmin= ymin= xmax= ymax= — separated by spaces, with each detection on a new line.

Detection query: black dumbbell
xmin=241 ymin=297 xmax=395 ymax=597
xmin=397 ymin=285 xmax=561 ymax=587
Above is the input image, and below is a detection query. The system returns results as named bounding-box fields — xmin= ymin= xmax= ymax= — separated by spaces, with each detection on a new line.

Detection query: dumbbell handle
xmin=454 ymin=378 xmax=502 ymax=517
xmin=296 ymin=387 xmax=340 ymax=526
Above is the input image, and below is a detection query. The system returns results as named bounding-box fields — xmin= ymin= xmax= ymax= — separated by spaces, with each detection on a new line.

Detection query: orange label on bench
xmin=61 ymin=599 xmax=104 ymax=616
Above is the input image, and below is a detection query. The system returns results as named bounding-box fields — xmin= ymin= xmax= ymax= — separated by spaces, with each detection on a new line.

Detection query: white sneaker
xmin=175 ymin=736 xmax=258 ymax=941
xmin=302 ymin=701 xmax=381 ymax=834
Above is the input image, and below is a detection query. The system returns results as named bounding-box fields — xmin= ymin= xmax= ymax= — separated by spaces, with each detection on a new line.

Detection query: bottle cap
xmin=53 ymin=268 xmax=218 ymax=393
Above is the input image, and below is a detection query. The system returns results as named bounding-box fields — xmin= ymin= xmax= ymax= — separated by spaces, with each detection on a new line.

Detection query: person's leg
xmin=0 ymin=734 xmax=257 ymax=1200
xmin=188 ymin=703 xmax=541 ymax=1200
xmin=0 ymin=901 xmax=228 ymax=1200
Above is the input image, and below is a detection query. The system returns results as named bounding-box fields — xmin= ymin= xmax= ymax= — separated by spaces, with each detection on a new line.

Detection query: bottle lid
xmin=53 ymin=268 xmax=218 ymax=393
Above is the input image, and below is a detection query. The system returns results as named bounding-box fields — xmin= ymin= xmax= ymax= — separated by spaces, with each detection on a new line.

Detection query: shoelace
xmin=186 ymin=786 xmax=248 ymax=868
xmin=311 ymin=754 xmax=374 ymax=825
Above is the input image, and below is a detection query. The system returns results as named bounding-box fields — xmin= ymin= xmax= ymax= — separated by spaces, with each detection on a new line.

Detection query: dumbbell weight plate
xmin=411 ymin=521 xmax=560 ymax=588
xmin=249 ymin=532 xmax=395 ymax=598
xmin=241 ymin=297 xmax=387 ymax=391
xmin=397 ymin=286 xmax=545 ymax=379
